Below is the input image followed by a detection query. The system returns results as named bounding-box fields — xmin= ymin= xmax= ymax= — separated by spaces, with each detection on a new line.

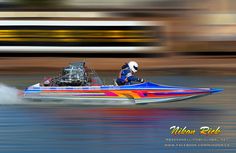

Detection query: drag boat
xmin=22 ymin=62 xmax=223 ymax=104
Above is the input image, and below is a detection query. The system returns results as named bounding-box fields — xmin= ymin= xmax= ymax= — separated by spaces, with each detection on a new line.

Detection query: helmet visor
xmin=134 ymin=66 xmax=138 ymax=71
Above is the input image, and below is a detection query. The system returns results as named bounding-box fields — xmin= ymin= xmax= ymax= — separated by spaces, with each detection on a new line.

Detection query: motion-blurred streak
xmin=0 ymin=12 xmax=108 ymax=18
xmin=0 ymin=20 xmax=163 ymax=52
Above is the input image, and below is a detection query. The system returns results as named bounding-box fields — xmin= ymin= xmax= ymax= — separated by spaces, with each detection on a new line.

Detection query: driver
xmin=116 ymin=61 xmax=145 ymax=85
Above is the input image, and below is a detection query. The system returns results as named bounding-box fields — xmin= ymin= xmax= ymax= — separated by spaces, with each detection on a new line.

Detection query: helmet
xmin=128 ymin=61 xmax=138 ymax=73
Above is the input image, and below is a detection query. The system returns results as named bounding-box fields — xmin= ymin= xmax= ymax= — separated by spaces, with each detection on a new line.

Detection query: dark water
xmin=0 ymin=72 xmax=235 ymax=153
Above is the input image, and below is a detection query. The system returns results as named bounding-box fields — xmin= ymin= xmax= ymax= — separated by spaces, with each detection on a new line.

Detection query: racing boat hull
xmin=22 ymin=82 xmax=223 ymax=104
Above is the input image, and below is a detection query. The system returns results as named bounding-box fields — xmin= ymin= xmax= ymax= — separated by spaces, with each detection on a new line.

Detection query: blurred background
xmin=0 ymin=0 xmax=235 ymax=75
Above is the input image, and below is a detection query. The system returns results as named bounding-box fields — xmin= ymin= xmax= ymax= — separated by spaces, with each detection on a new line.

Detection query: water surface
xmin=0 ymin=72 xmax=235 ymax=153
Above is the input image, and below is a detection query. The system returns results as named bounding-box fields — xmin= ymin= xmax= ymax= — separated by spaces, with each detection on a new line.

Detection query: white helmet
xmin=128 ymin=61 xmax=138 ymax=73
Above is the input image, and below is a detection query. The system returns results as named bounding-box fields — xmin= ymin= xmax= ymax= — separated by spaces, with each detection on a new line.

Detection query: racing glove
xmin=138 ymin=78 xmax=145 ymax=83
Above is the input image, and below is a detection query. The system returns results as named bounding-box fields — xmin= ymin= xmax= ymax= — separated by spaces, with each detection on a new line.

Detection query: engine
xmin=58 ymin=62 xmax=88 ymax=86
